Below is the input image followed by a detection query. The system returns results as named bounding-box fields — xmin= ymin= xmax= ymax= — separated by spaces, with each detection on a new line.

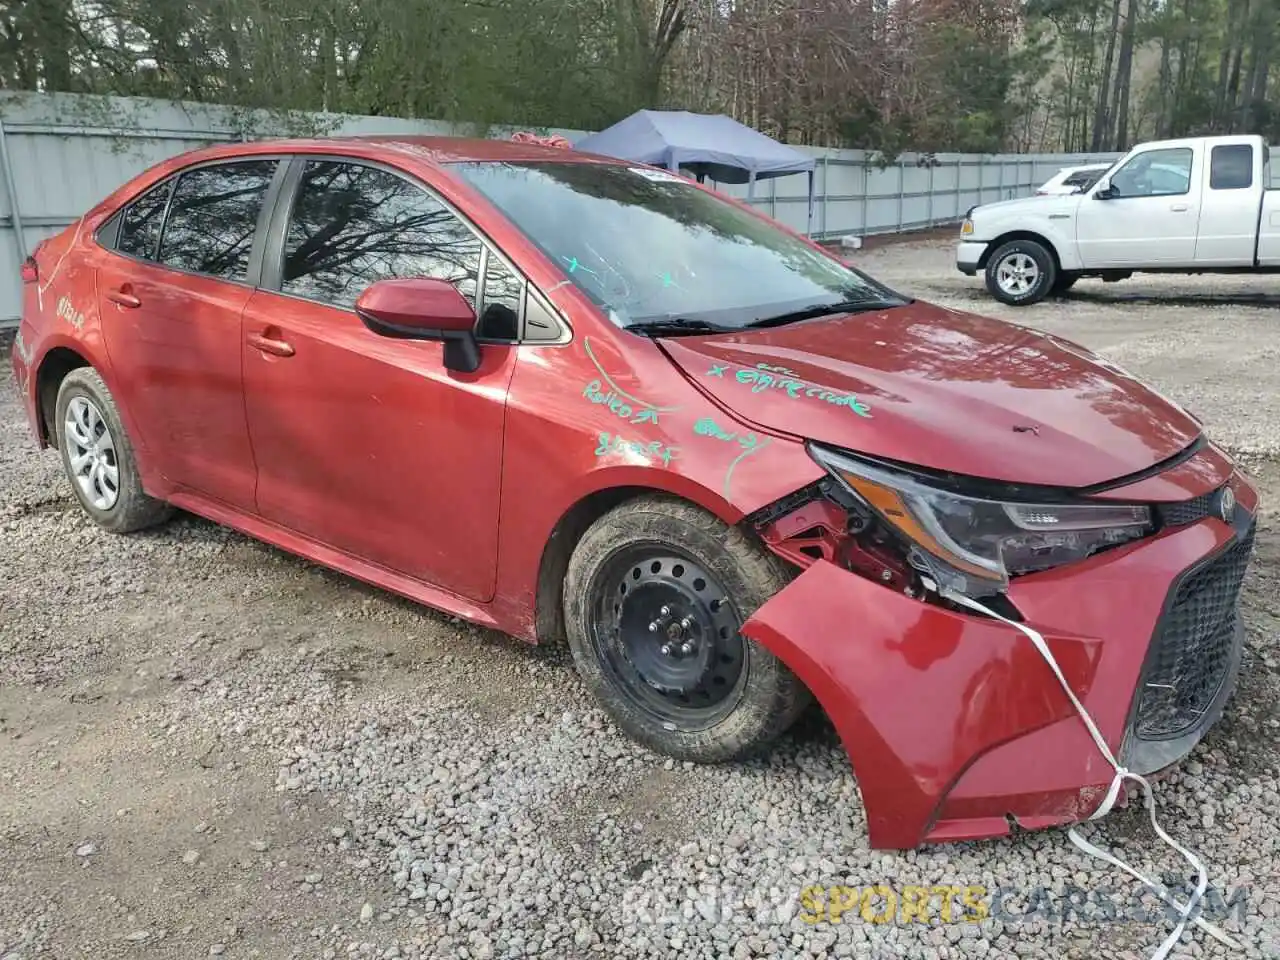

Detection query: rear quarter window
xmin=1210 ymin=144 xmax=1253 ymax=190
xmin=115 ymin=180 xmax=174 ymax=260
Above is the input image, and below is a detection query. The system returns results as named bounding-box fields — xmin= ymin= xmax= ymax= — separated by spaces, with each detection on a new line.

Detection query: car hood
xmin=973 ymin=194 xmax=1076 ymax=217
xmin=659 ymin=302 xmax=1201 ymax=489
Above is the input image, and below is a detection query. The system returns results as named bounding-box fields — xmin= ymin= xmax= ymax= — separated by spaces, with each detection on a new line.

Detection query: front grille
xmin=1132 ymin=524 xmax=1254 ymax=740
xmin=1157 ymin=492 xmax=1216 ymax=527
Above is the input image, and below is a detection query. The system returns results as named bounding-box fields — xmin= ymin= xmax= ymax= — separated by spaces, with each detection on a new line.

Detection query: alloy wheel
xmin=996 ymin=252 xmax=1040 ymax=297
xmin=64 ymin=395 xmax=120 ymax=511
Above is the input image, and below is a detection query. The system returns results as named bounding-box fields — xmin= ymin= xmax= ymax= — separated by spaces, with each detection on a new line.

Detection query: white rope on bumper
xmin=935 ymin=585 xmax=1244 ymax=959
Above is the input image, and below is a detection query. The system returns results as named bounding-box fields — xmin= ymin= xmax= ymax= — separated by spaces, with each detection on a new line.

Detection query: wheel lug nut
xmin=680 ymin=642 xmax=694 ymax=656
xmin=660 ymin=644 xmax=673 ymax=656
xmin=648 ymin=622 xmax=659 ymax=633
xmin=659 ymin=605 xmax=671 ymax=617
xmin=680 ymin=617 xmax=693 ymax=629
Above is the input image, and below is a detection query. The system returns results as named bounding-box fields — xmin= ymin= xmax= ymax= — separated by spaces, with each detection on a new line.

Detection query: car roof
xmin=165 ymin=135 xmax=618 ymax=169
xmin=87 ymin=134 xmax=665 ymax=226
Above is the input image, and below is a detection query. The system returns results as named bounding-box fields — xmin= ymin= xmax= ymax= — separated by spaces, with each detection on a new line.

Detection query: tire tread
xmin=55 ymin=367 xmax=173 ymax=534
xmin=563 ymin=494 xmax=811 ymax=763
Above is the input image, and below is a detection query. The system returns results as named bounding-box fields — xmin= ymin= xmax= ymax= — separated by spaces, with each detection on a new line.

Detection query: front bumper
xmin=956 ymin=240 xmax=986 ymax=276
xmin=742 ymin=473 xmax=1257 ymax=850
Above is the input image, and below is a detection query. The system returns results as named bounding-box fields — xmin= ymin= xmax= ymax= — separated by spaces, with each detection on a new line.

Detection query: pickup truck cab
xmin=957 ymin=134 xmax=1280 ymax=305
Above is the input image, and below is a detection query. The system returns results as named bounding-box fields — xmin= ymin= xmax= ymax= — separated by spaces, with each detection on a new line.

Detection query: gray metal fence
xmin=0 ymin=91 xmax=1125 ymax=327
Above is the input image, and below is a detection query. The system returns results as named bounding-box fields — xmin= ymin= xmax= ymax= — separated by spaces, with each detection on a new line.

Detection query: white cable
xmin=934 ymin=584 xmax=1244 ymax=959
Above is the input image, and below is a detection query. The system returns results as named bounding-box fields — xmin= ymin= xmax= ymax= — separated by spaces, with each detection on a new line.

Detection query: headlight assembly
xmin=809 ymin=444 xmax=1153 ymax=597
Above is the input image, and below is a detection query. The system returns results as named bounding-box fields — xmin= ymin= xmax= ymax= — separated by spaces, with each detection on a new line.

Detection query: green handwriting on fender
xmin=583 ymin=379 xmax=660 ymax=425
xmin=707 ymin=362 xmax=871 ymax=417
xmin=802 ymin=384 xmax=871 ymax=416
xmin=595 ymin=433 xmax=678 ymax=467
xmin=693 ymin=417 xmax=762 ymax=452
xmin=692 ymin=417 xmax=771 ymax=499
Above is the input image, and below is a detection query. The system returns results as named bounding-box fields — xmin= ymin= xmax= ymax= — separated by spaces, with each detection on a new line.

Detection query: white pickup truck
xmin=956 ymin=133 xmax=1280 ymax=305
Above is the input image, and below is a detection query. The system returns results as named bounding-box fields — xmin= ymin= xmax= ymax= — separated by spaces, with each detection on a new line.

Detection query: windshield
xmin=451 ymin=160 xmax=905 ymax=330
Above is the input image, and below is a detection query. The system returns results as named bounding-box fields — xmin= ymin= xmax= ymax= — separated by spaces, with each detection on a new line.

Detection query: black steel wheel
xmin=564 ymin=496 xmax=811 ymax=763
xmin=591 ymin=547 xmax=748 ymax=731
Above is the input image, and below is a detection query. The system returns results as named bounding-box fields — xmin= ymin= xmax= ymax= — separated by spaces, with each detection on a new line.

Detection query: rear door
xmin=240 ymin=156 xmax=521 ymax=602
xmin=1193 ymin=139 xmax=1262 ymax=265
xmin=1075 ymin=142 xmax=1201 ymax=267
xmin=96 ymin=158 xmax=284 ymax=510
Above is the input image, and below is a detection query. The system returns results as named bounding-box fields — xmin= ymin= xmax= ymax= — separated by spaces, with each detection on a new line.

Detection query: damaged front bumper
xmin=742 ymin=478 xmax=1257 ymax=850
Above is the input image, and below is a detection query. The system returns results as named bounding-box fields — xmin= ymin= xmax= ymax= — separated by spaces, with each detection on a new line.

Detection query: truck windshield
xmin=451 ymin=160 xmax=905 ymax=331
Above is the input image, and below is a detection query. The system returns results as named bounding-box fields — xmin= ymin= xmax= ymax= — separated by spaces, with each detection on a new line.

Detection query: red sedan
xmin=10 ymin=136 xmax=1256 ymax=850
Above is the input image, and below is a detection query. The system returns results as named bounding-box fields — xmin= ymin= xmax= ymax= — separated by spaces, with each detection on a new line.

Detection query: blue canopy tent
xmin=574 ymin=110 xmax=817 ymax=235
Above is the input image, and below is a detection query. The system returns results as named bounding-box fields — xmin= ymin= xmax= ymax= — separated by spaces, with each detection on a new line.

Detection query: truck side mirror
xmin=1094 ymin=178 xmax=1115 ymax=199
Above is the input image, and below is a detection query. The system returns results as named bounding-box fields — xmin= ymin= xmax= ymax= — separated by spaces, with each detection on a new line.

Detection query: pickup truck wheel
xmin=563 ymin=496 xmax=810 ymax=763
xmin=986 ymin=239 xmax=1056 ymax=306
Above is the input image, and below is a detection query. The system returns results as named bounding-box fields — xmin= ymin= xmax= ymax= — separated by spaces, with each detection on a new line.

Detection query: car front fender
xmin=970 ymin=201 xmax=1084 ymax=271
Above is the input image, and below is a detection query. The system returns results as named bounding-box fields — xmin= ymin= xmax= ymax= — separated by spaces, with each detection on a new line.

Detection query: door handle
xmin=1170 ymin=203 xmax=1190 ymax=212
xmin=247 ymin=332 xmax=295 ymax=357
xmin=106 ymin=287 xmax=141 ymax=308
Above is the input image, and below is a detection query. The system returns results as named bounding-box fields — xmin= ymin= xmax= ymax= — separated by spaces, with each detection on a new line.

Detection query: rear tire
xmin=563 ymin=496 xmax=810 ymax=763
xmin=985 ymin=239 xmax=1056 ymax=306
xmin=54 ymin=368 xmax=173 ymax=534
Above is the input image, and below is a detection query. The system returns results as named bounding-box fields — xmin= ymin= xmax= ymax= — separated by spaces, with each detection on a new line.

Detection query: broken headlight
xmin=809 ymin=444 xmax=1153 ymax=596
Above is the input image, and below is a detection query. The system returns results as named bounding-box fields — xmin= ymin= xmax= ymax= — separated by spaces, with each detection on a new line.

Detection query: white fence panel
xmin=0 ymin=90 xmax=1154 ymax=325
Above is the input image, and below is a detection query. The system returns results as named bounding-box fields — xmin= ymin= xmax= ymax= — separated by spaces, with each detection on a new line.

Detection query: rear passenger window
xmin=117 ymin=181 xmax=173 ymax=260
xmin=1210 ymin=144 xmax=1253 ymax=190
xmin=157 ymin=160 xmax=278 ymax=281
xmin=280 ymin=160 xmax=481 ymax=310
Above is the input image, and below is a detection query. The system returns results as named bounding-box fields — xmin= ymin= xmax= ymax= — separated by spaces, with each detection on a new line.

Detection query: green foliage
xmin=0 ymin=0 xmax=1274 ymax=152
xmin=0 ymin=0 xmax=678 ymax=132
xmin=1026 ymin=0 xmax=1280 ymax=149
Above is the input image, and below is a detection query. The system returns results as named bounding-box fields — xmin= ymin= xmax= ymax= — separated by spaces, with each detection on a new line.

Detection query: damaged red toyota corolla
xmin=10 ymin=137 xmax=1257 ymax=850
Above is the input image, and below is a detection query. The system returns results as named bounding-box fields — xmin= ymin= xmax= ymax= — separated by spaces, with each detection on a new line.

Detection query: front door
xmin=96 ymin=158 xmax=281 ymax=510
xmin=241 ymin=158 xmax=520 ymax=603
xmin=1075 ymin=144 xmax=1201 ymax=268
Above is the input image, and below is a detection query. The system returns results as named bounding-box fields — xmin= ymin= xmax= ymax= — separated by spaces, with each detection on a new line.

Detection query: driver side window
xmin=278 ymin=158 xmax=527 ymax=342
xmin=1109 ymin=147 xmax=1193 ymax=198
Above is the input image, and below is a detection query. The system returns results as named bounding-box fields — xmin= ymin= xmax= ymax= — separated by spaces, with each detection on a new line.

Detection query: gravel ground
xmin=2 ymin=239 xmax=1279 ymax=960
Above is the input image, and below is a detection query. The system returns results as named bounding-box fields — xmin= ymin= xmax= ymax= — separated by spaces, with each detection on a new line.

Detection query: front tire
xmin=985 ymin=239 xmax=1056 ymax=306
xmin=54 ymin=368 xmax=173 ymax=534
xmin=563 ymin=496 xmax=810 ymax=763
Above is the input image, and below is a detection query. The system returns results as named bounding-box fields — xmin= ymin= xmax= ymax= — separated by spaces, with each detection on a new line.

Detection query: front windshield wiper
xmin=625 ymin=318 xmax=734 ymax=337
xmin=744 ymin=298 xmax=906 ymax=329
